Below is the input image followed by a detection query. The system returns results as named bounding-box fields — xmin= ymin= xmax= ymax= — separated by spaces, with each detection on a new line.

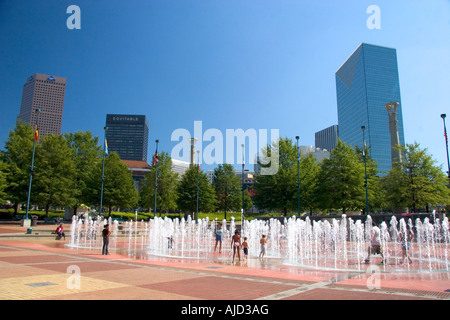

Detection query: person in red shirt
xmin=55 ymin=224 xmax=65 ymax=240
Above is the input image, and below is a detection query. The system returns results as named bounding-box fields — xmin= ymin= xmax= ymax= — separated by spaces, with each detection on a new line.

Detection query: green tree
xmin=242 ymin=188 xmax=253 ymax=213
xmin=253 ymin=138 xmax=297 ymax=215
xmin=88 ymin=152 xmax=139 ymax=216
xmin=355 ymin=145 xmax=386 ymax=212
xmin=2 ymin=122 xmax=35 ymax=212
xmin=212 ymin=163 xmax=241 ymax=220
xmin=65 ymin=131 xmax=102 ymax=213
xmin=384 ymin=143 xmax=450 ymax=213
xmin=176 ymin=165 xmax=216 ymax=217
xmin=33 ymin=134 xmax=78 ymax=216
xmin=140 ymin=151 xmax=179 ymax=215
xmin=0 ymin=157 xmax=7 ymax=203
xmin=315 ymin=140 xmax=365 ymax=213
xmin=298 ymin=153 xmax=320 ymax=214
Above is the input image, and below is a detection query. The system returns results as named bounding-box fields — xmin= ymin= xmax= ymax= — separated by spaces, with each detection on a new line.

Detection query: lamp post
xmin=441 ymin=114 xmax=450 ymax=185
xmin=241 ymin=144 xmax=245 ymax=227
xmin=99 ymin=126 xmax=108 ymax=217
xmin=153 ymin=140 xmax=159 ymax=218
xmin=25 ymin=108 xmax=41 ymax=222
xmin=361 ymin=126 xmax=369 ymax=215
xmin=196 ymin=150 xmax=200 ymax=220
xmin=296 ymin=136 xmax=300 ymax=217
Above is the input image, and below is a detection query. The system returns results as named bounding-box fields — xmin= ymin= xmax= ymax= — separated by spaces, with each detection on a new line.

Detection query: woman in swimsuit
xmin=231 ymin=230 xmax=242 ymax=263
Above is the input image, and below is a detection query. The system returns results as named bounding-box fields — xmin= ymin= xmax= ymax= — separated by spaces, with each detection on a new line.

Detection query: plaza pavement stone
xmin=0 ymin=223 xmax=449 ymax=304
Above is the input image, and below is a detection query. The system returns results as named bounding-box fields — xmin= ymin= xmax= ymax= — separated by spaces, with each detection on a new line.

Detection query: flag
xmin=445 ymin=130 xmax=448 ymax=144
xmin=34 ymin=125 xmax=38 ymax=142
xmin=104 ymin=139 xmax=109 ymax=155
xmin=153 ymin=151 xmax=159 ymax=166
xmin=297 ymin=146 xmax=300 ymax=162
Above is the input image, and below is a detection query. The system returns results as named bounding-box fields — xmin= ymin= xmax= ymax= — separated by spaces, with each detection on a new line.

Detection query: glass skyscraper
xmin=315 ymin=125 xmax=339 ymax=152
xmin=105 ymin=114 xmax=149 ymax=162
xmin=336 ymin=43 xmax=405 ymax=174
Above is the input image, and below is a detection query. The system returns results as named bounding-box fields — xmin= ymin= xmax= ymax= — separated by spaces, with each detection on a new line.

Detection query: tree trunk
xmin=45 ymin=203 xmax=50 ymax=217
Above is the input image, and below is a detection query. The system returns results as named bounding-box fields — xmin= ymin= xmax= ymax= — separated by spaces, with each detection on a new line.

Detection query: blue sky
xmin=1 ymin=0 xmax=449 ymax=172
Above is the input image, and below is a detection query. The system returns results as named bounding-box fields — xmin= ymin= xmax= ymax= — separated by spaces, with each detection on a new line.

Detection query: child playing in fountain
xmin=242 ymin=237 xmax=249 ymax=261
xmin=259 ymin=235 xmax=267 ymax=259
xmin=214 ymin=224 xmax=223 ymax=253
xmin=167 ymin=235 xmax=175 ymax=249
xmin=399 ymin=228 xmax=414 ymax=265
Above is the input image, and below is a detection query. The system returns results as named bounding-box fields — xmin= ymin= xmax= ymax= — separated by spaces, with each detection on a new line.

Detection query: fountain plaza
xmin=0 ymin=212 xmax=449 ymax=301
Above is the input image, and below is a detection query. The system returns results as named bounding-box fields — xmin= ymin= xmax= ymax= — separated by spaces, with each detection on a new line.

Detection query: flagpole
xmin=153 ymin=140 xmax=159 ymax=218
xmin=99 ymin=126 xmax=108 ymax=217
xmin=361 ymin=126 xmax=369 ymax=214
xmin=441 ymin=114 xmax=450 ymax=186
xmin=25 ymin=109 xmax=41 ymax=222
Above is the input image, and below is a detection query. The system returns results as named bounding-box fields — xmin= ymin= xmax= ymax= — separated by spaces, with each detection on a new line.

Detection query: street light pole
xmin=441 ymin=114 xmax=450 ymax=185
xmin=361 ymin=126 xmax=369 ymax=215
xmin=296 ymin=136 xmax=300 ymax=217
xmin=99 ymin=126 xmax=108 ymax=217
xmin=241 ymin=144 xmax=245 ymax=227
xmin=196 ymin=150 xmax=200 ymax=220
xmin=25 ymin=108 xmax=41 ymax=221
xmin=153 ymin=140 xmax=159 ymax=218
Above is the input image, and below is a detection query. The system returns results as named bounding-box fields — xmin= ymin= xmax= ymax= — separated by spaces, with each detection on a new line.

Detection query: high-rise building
xmin=105 ymin=114 xmax=149 ymax=162
xmin=335 ymin=43 xmax=405 ymax=173
xmin=315 ymin=125 xmax=339 ymax=152
xmin=16 ymin=73 xmax=67 ymax=137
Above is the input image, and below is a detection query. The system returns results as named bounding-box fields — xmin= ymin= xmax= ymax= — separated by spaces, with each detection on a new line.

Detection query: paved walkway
xmin=0 ymin=224 xmax=449 ymax=303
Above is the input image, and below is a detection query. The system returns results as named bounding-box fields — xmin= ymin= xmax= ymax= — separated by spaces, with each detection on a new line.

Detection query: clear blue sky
xmin=1 ymin=0 xmax=449 ymax=172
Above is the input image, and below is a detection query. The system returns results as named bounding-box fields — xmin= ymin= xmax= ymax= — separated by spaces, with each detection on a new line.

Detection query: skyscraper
xmin=336 ymin=43 xmax=405 ymax=173
xmin=105 ymin=114 xmax=149 ymax=162
xmin=16 ymin=73 xmax=67 ymax=137
xmin=315 ymin=125 xmax=339 ymax=152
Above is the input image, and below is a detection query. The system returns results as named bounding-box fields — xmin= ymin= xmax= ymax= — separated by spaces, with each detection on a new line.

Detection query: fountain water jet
xmin=67 ymin=213 xmax=450 ymax=273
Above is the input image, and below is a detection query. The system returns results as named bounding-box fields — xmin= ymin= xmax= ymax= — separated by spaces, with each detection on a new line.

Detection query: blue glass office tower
xmin=336 ymin=43 xmax=405 ymax=174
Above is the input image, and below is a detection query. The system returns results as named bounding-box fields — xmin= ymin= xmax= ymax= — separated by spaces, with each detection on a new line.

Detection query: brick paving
xmin=0 ymin=223 xmax=449 ymax=305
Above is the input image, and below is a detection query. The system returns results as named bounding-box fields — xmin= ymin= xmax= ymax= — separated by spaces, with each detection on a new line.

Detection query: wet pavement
xmin=0 ymin=223 xmax=449 ymax=303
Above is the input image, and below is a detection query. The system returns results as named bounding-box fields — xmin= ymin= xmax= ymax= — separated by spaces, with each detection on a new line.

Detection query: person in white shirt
xmin=365 ymin=221 xmax=385 ymax=264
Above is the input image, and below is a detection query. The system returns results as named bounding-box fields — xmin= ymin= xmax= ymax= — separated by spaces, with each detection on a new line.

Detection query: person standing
xmin=214 ymin=224 xmax=223 ymax=253
xmin=242 ymin=237 xmax=249 ymax=261
xmin=231 ymin=230 xmax=241 ymax=263
xmin=259 ymin=234 xmax=267 ymax=259
xmin=102 ymin=224 xmax=111 ymax=255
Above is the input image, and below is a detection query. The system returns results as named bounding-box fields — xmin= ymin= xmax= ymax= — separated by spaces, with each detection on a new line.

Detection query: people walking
xmin=365 ymin=222 xmax=385 ymax=264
